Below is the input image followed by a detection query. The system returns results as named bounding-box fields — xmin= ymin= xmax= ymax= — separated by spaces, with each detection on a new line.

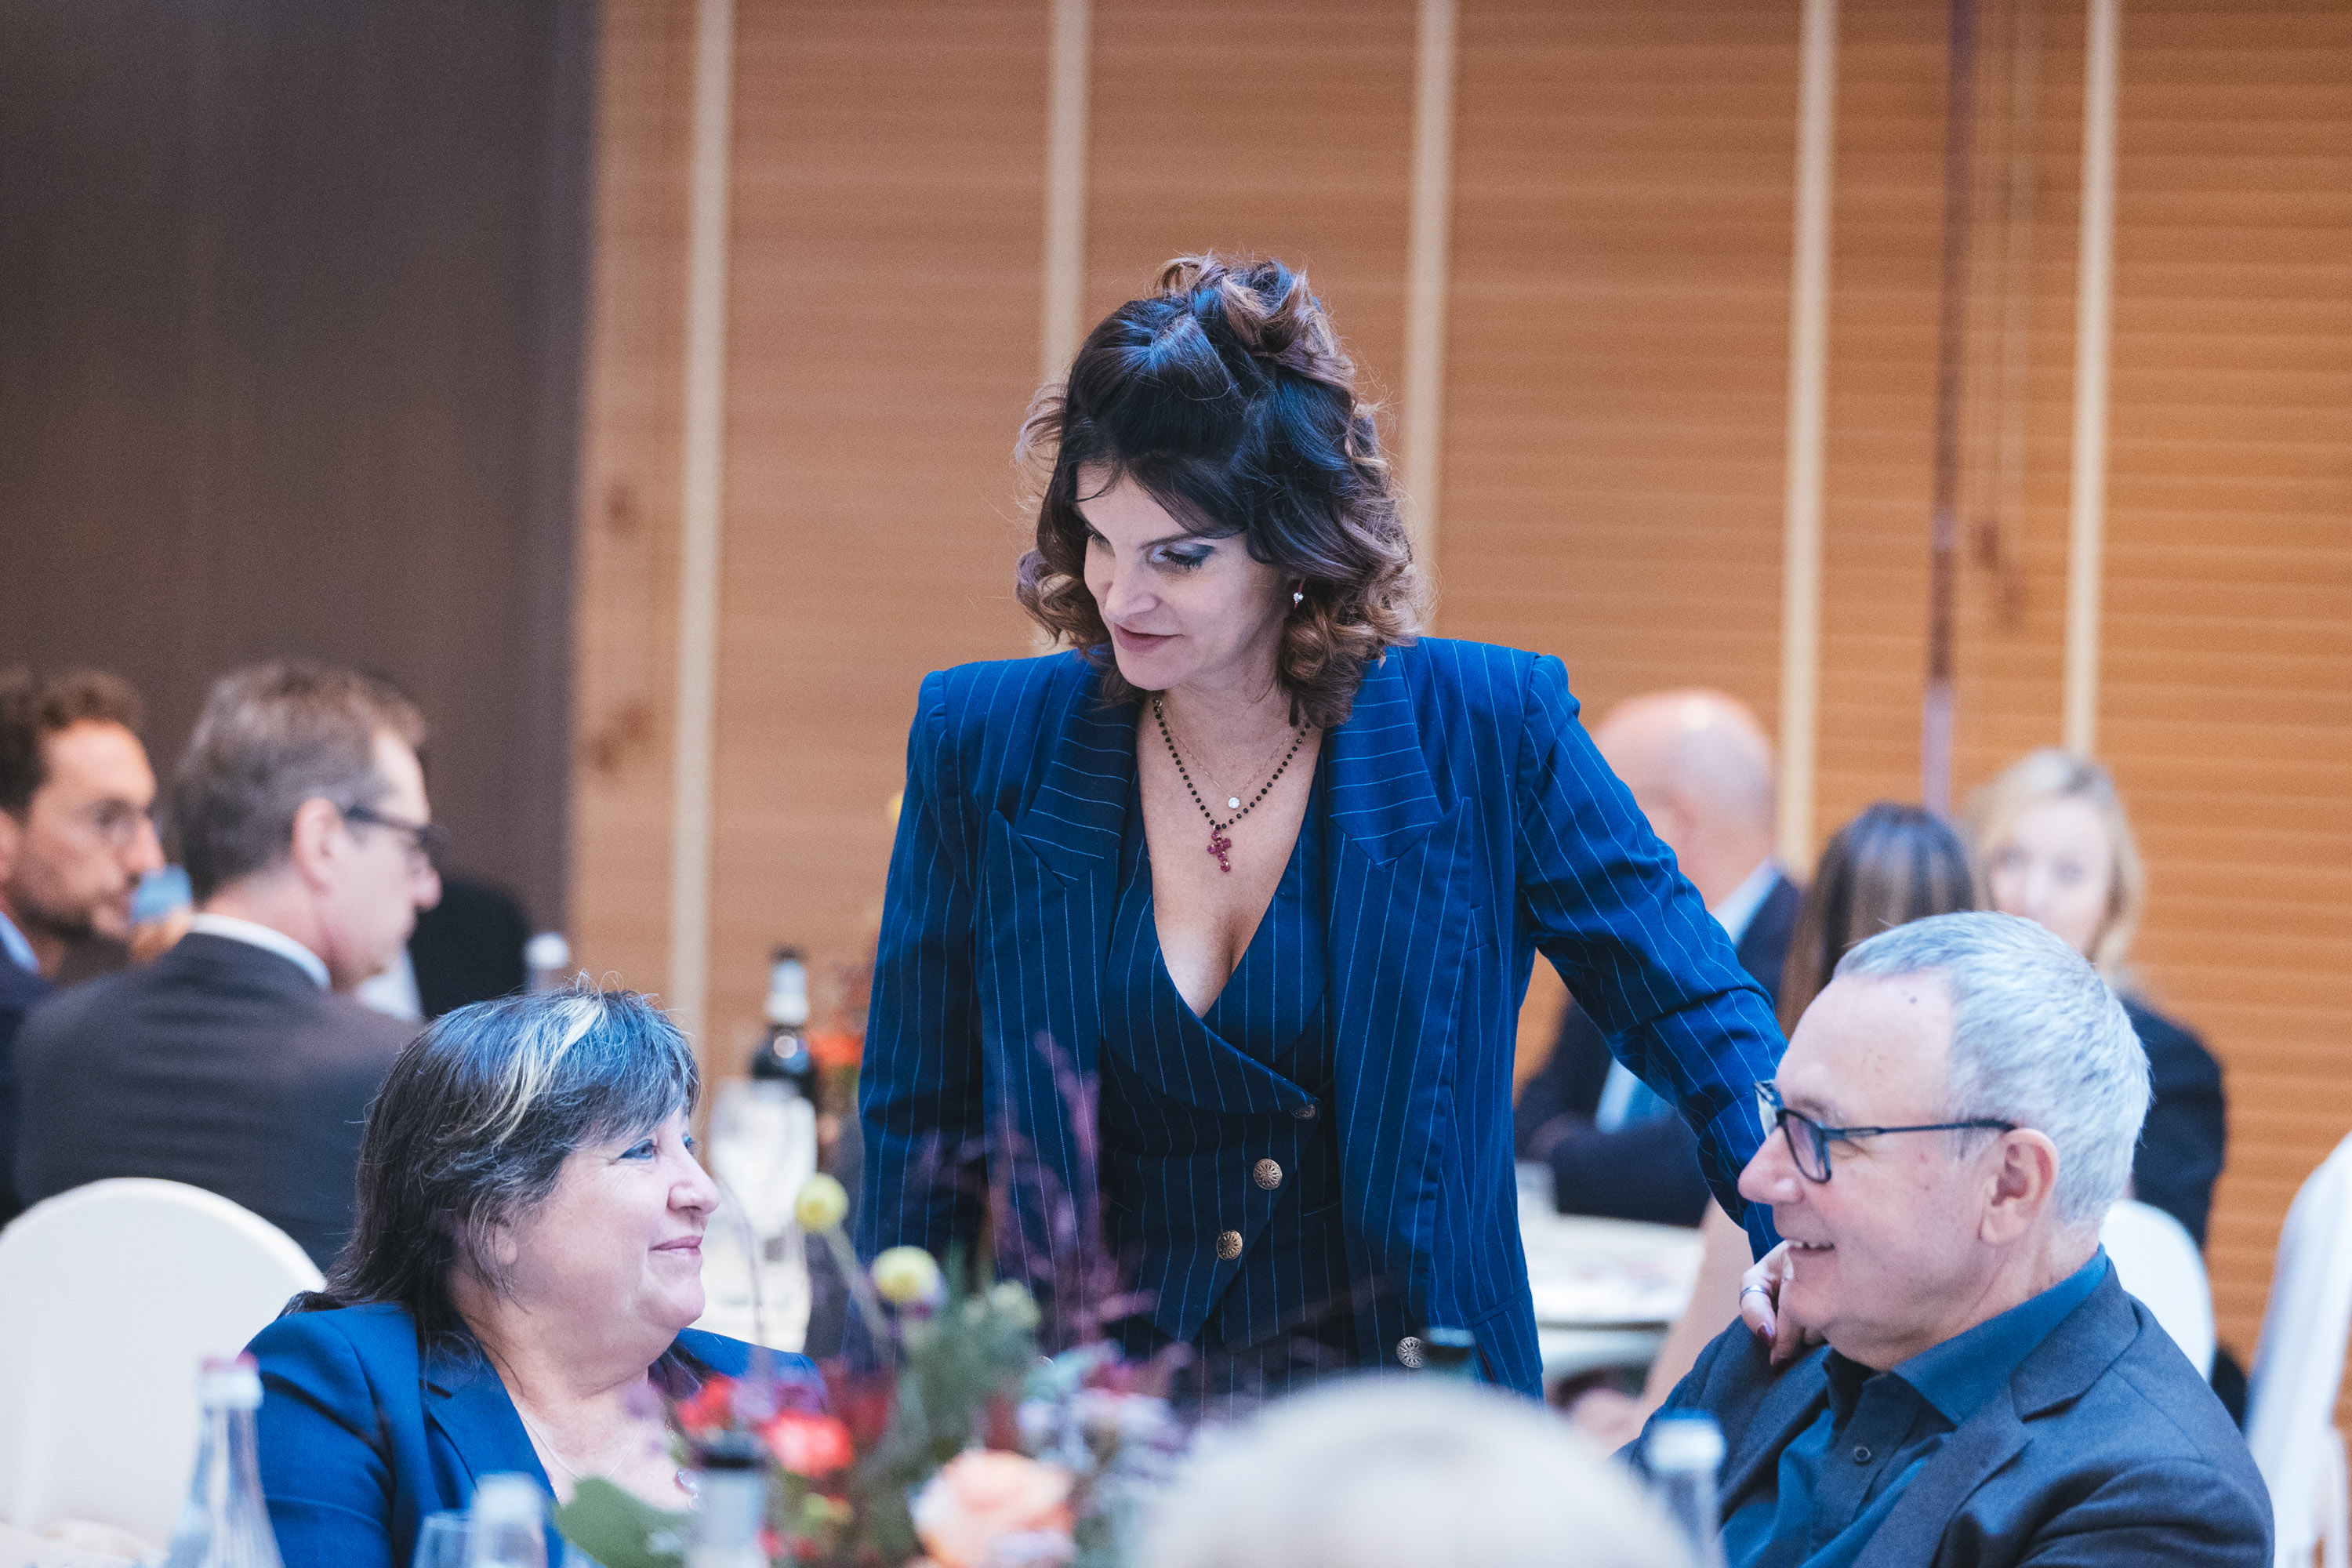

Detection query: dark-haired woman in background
xmin=249 ymin=987 xmax=818 ymax=1568
xmin=858 ymin=256 xmax=1786 ymax=1402
xmin=1776 ymin=801 xmax=1977 ymax=1035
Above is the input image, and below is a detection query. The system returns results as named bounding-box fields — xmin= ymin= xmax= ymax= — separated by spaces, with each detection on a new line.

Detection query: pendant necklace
xmin=1152 ymin=696 xmax=1311 ymax=873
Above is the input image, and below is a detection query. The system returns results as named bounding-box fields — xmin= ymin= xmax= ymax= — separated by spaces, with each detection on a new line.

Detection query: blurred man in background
xmin=13 ymin=662 xmax=438 ymax=1262
xmin=0 ymin=669 xmax=165 ymax=1221
xmin=1516 ymin=688 xmax=1797 ymax=1225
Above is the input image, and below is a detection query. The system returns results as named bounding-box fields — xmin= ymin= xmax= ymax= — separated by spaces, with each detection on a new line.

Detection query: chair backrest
xmin=2246 ymin=1130 xmax=2352 ymax=1564
xmin=0 ymin=1179 xmax=324 ymax=1551
xmin=2100 ymin=1199 xmax=2216 ymax=1377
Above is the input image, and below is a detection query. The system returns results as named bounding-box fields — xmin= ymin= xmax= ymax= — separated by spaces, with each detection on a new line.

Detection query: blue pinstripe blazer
xmin=858 ymin=637 xmax=1784 ymax=1395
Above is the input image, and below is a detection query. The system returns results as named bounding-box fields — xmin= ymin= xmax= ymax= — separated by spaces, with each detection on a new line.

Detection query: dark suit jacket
xmin=12 ymin=931 xmax=415 ymax=1264
xmin=1639 ymin=1267 xmax=2270 ymax=1566
xmin=2124 ymin=996 xmax=2226 ymax=1248
xmin=0 ymin=950 xmax=52 ymax=1223
xmin=859 ymin=641 xmax=1787 ymax=1395
xmin=408 ymin=875 xmax=530 ymax=1019
xmin=251 ymin=1304 xmax=806 ymax=1568
xmin=1516 ymin=873 xmax=1798 ymax=1225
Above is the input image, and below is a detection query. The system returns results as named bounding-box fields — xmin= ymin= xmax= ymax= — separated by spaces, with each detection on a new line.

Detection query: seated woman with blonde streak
xmin=248 ymin=985 xmax=821 ymax=1568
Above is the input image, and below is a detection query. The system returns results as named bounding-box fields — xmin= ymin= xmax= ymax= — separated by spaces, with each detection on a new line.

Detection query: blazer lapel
xmin=423 ymin=1342 xmax=549 ymax=1491
xmin=985 ymin=663 xmax=1133 ymax=1283
xmin=1849 ymin=1270 xmax=2136 ymax=1568
xmin=1319 ymin=655 xmax=1480 ymax=1356
xmin=1719 ymin=1347 xmax=1836 ymax=1508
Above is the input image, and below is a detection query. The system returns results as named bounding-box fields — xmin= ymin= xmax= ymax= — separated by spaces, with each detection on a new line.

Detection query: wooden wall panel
xmin=2100 ymin=0 xmax=2352 ymax=1367
xmin=700 ymin=2 xmax=1051 ymax=1065
xmin=1444 ymin=1 xmax=1799 ymax=727
xmin=572 ymin=0 xmax=695 ymax=998
xmin=1085 ymin=0 xmax=1417 ymax=426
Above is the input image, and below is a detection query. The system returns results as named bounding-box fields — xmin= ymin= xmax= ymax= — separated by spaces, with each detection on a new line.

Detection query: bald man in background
xmin=1515 ymin=690 xmax=1798 ymax=1225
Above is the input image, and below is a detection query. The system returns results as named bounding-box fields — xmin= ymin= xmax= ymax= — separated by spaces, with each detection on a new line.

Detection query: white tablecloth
xmin=1519 ymin=1198 xmax=1704 ymax=1384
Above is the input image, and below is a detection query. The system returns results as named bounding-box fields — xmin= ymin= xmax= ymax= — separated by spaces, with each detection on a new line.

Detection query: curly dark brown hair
xmin=1014 ymin=255 xmax=1424 ymax=731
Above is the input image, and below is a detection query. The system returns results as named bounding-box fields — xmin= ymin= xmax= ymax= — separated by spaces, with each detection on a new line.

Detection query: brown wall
xmin=0 ymin=0 xmax=593 ymax=926
xmin=577 ymin=0 xmax=2352 ymax=1371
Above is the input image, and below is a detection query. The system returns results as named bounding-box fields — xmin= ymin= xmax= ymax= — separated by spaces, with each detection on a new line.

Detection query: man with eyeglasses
xmin=0 ymin=669 xmax=166 ymax=1221
xmin=1632 ymin=912 xmax=2267 ymax=1567
xmin=14 ymin=662 xmax=439 ymax=1265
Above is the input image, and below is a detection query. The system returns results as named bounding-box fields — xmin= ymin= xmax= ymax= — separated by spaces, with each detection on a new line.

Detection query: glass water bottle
xmin=466 ymin=1473 xmax=550 ymax=1568
xmin=1646 ymin=1413 xmax=1728 ymax=1568
xmin=161 ymin=1356 xmax=284 ymax=1568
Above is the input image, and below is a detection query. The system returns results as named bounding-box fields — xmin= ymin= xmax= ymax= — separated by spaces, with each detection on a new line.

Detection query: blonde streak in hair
xmin=475 ymin=993 xmax=607 ymax=1148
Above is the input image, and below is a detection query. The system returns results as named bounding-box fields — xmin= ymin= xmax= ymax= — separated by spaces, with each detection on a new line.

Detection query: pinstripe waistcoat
xmin=858 ymin=637 xmax=1784 ymax=1396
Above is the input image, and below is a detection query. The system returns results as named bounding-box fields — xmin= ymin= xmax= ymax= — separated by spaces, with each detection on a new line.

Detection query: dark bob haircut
xmin=294 ymin=984 xmax=699 ymax=1348
xmin=1779 ymin=802 xmax=1979 ymax=1034
xmin=1014 ymin=255 xmax=1423 ymax=731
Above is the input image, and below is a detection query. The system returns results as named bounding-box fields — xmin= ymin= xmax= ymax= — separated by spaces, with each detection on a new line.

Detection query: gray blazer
xmin=1640 ymin=1268 xmax=2270 ymax=1566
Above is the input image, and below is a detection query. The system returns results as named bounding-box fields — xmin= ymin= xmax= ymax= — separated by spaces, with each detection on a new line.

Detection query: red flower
xmin=673 ymin=1374 xmax=738 ymax=1436
xmin=761 ymin=1411 xmax=855 ymax=1475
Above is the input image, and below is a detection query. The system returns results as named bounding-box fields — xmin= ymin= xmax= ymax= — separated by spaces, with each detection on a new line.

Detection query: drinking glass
xmin=412 ymin=1511 xmax=471 ymax=1568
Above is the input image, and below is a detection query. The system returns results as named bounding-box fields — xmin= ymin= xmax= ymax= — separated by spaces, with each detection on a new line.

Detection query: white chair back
xmin=2248 ymin=1130 xmax=2352 ymax=1568
xmin=0 ymin=1179 xmax=324 ymax=1552
xmin=2101 ymin=1199 xmax=2216 ymax=1377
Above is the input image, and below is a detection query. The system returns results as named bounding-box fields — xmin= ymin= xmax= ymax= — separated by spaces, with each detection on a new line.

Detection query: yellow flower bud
xmin=794 ymin=1173 xmax=849 ymax=1233
xmin=871 ymin=1245 xmax=943 ymax=1307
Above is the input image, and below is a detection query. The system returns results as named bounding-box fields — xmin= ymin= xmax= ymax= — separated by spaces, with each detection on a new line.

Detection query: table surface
xmin=0 ymin=1523 xmax=133 ymax=1568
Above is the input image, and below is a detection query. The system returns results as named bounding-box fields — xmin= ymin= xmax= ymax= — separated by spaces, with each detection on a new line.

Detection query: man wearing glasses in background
xmin=13 ymin=662 xmax=437 ymax=1265
xmin=0 ymin=669 xmax=166 ymax=1222
xmin=1635 ymin=912 xmax=2267 ymax=1566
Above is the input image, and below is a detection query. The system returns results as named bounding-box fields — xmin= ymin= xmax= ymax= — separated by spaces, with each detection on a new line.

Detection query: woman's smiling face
xmin=1076 ymin=470 xmax=1290 ymax=699
xmin=492 ymin=1110 xmax=719 ymax=1338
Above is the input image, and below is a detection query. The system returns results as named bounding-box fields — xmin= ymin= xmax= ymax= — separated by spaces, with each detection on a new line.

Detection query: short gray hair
xmin=1836 ymin=911 xmax=2149 ymax=1228
xmin=170 ymin=661 xmax=428 ymax=901
xmin=1139 ymin=1379 xmax=1690 ymax=1568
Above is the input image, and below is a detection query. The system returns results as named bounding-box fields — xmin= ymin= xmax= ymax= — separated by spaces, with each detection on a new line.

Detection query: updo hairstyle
xmin=295 ymin=984 xmax=700 ymax=1348
xmin=1014 ymin=255 xmax=1424 ymax=731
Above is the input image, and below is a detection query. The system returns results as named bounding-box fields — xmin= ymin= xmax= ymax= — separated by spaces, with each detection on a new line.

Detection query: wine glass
xmin=411 ymin=1511 xmax=471 ymax=1568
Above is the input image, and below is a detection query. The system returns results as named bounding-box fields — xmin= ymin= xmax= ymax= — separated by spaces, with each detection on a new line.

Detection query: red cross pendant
xmin=1206 ymin=829 xmax=1233 ymax=873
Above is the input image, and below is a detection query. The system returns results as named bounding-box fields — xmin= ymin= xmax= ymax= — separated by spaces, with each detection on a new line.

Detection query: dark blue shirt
xmin=1721 ymin=1251 xmax=2111 ymax=1568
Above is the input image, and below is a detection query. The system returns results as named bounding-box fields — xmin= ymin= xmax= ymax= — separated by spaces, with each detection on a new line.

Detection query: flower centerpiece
xmin=555 ymin=1174 xmax=1189 ymax=1568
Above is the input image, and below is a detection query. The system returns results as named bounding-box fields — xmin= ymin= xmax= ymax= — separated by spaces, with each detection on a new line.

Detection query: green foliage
xmin=554 ymin=1478 xmax=690 ymax=1568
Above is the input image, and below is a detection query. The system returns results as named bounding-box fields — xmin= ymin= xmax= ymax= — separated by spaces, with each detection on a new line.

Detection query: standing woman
xmin=1969 ymin=750 xmax=2227 ymax=1247
xmin=858 ymin=256 xmax=1784 ymax=1399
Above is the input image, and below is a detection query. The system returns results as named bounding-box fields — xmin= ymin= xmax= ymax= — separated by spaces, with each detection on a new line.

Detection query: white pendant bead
xmin=1227 ymin=797 xmax=1241 ymax=809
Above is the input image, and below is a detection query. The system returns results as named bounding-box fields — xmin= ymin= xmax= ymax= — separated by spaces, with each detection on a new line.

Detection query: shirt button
xmin=1215 ymin=1229 xmax=1243 ymax=1261
xmin=1291 ymin=1102 xmax=1319 ymax=1120
xmin=1853 ymin=1446 xmax=1874 ymax=1465
xmin=1254 ymin=1159 xmax=1284 ymax=1191
xmin=1396 ymin=1336 xmax=1425 ymax=1369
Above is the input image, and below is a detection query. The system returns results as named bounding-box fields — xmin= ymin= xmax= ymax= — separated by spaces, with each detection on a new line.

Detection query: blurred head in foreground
xmin=1968 ymin=748 xmax=2145 ymax=980
xmin=1138 ymin=1378 xmax=1693 ymax=1568
xmin=1778 ymin=802 xmax=1977 ymax=1033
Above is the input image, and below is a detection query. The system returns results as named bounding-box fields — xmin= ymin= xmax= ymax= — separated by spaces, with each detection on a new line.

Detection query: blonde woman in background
xmin=1970 ymin=750 xmax=2227 ymax=1250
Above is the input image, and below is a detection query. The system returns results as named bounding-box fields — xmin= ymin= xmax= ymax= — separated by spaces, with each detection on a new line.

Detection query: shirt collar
xmin=185 ymin=912 xmax=331 ymax=989
xmin=1709 ymin=857 xmax=1783 ymax=946
xmin=1890 ymin=1250 xmax=2111 ymax=1427
xmin=0 ymin=905 xmax=37 ymax=975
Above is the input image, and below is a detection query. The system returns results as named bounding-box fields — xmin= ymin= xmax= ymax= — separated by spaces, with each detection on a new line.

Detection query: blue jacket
xmin=858 ymin=639 xmax=1784 ymax=1394
xmin=1636 ymin=1267 xmax=2270 ymax=1565
xmin=249 ymin=1303 xmax=808 ymax=1567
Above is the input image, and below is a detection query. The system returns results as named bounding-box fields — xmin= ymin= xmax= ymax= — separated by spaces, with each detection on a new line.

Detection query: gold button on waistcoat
xmin=1396 ymin=1336 xmax=1426 ymax=1369
xmin=1216 ymin=1229 xmax=1243 ymax=1261
xmin=1254 ymin=1159 xmax=1283 ymax=1191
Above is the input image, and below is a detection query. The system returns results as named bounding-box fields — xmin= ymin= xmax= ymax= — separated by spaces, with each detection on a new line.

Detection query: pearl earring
xmin=1292 ymin=588 xmax=1305 ymax=608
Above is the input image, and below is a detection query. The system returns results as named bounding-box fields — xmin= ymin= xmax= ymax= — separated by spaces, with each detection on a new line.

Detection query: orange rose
xmin=909 ymin=1450 xmax=1075 ymax=1568
xmin=760 ymin=1411 xmax=855 ymax=1475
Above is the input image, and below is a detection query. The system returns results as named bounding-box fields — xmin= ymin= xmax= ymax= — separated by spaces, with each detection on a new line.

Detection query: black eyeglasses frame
xmin=339 ymin=802 xmax=448 ymax=867
xmin=1755 ymin=1080 xmax=2016 ymax=1183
